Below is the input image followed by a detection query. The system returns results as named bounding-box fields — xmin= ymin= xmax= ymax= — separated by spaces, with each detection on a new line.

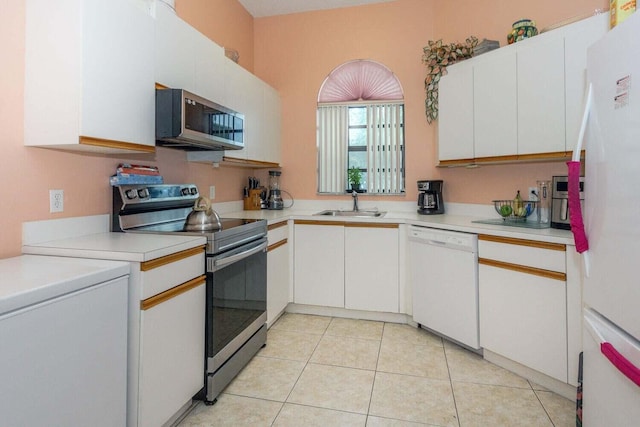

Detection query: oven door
xmin=206 ymin=237 xmax=267 ymax=371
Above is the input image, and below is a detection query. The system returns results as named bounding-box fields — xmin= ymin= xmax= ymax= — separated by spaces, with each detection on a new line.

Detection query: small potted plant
xmin=348 ymin=166 xmax=362 ymax=191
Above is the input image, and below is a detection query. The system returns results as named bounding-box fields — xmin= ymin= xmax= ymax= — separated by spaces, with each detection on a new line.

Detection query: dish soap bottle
xmin=513 ymin=190 xmax=524 ymax=217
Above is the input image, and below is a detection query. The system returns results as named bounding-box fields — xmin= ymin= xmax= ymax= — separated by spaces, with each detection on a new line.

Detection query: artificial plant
xmin=422 ymin=36 xmax=479 ymax=124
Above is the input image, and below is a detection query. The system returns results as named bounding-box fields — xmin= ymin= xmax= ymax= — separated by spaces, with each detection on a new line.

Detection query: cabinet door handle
xmin=141 ymin=275 xmax=206 ymax=310
xmin=479 ymin=258 xmax=566 ymax=281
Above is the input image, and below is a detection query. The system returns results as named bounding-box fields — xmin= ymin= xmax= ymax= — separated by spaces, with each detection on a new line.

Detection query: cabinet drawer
xmin=479 ymin=235 xmax=565 ymax=273
xmin=140 ymin=247 xmax=205 ymax=300
xmin=268 ymin=221 xmax=288 ymax=245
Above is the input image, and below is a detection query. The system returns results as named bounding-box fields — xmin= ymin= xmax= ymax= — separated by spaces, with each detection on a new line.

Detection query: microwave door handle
xmin=560 ymin=198 xmax=569 ymax=221
xmin=214 ymin=241 xmax=267 ymax=269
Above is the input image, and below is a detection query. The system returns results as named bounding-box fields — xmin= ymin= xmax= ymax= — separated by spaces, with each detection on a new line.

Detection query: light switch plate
xmin=209 ymin=186 xmax=216 ymax=200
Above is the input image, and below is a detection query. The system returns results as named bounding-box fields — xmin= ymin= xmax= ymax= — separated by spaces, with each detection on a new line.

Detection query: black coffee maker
xmin=417 ymin=180 xmax=444 ymax=215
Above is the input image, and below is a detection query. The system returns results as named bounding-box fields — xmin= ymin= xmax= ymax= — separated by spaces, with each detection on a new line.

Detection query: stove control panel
xmin=114 ymin=184 xmax=199 ymax=206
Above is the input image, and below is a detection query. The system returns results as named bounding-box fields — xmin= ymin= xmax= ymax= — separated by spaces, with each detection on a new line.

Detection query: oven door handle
xmin=213 ymin=240 xmax=267 ymax=269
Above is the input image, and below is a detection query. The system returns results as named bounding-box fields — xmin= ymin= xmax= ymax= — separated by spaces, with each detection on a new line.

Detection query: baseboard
xmin=286 ymin=303 xmax=410 ymax=324
xmin=483 ymin=349 xmax=577 ymax=401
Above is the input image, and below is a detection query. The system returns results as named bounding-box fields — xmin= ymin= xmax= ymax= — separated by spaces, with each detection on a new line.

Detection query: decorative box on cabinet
xmin=24 ymin=0 xmax=155 ymax=153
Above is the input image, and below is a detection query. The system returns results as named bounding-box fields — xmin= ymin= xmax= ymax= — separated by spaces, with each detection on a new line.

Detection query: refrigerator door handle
xmin=601 ymin=342 xmax=640 ymax=387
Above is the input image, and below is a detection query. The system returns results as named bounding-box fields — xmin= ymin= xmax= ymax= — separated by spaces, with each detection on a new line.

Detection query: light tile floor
xmin=179 ymin=313 xmax=575 ymax=427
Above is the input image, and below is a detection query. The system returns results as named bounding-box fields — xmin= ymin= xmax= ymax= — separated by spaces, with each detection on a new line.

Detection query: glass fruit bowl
xmin=493 ymin=200 xmax=537 ymax=220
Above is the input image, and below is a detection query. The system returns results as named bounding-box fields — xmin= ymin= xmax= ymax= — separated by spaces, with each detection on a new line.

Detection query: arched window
xmin=317 ymin=60 xmax=405 ymax=194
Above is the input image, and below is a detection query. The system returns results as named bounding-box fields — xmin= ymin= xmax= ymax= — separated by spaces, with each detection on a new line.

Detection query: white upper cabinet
xmin=438 ymin=13 xmax=608 ymax=164
xmin=260 ymin=85 xmax=283 ymax=165
xmin=25 ymin=0 xmax=156 ymax=153
xmin=155 ymin=3 xmax=225 ymax=105
xmin=195 ymin=33 xmax=227 ymax=106
xmin=222 ymin=60 xmax=282 ymax=165
xmin=516 ymin=34 xmax=565 ymax=155
xmin=473 ymin=48 xmax=518 ymax=158
xmin=155 ymin=2 xmax=198 ymax=92
xmin=438 ymin=63 xmax=474 ymax=161
xmin=564 ymin=13 xmax=608 ymax=153
xmin=155 ymin=6 xmax=282 ymax=165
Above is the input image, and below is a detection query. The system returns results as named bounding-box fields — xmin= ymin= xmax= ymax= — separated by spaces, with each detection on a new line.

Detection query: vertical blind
xmin=367 ymin=103 xmax=404 ymax=194
xmin=317 ymin=105 xmax=348 ymax=193
xmin=317 ymin=103 xmax=404 ymax=194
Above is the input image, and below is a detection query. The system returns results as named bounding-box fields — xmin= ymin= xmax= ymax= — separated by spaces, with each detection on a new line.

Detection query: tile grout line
xmin=529 ymin=381 xmax=557 ymax=426
xmin=364 ymin=322 xmax=386 ymax=422
xmin=442 ymin=342 xmax=463 ymax=427
xmin=269 ymin=314 xmax=333 ymax=426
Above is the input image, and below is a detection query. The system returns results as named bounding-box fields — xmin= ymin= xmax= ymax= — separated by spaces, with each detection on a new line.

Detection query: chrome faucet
xmin=352 ymin=191 xmax=359 ymax=211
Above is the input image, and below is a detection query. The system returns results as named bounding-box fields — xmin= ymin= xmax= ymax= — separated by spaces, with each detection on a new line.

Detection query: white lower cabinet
xmin=139 ymin=279 xmax=205 ymax=427
xmin=345 ymin=224 xmax=399 ymax=313
xmin=133 ymin=247 xmax=206 ymax=427
xmin=0 ymin=258 xmax=129 ymax=427
xmin=478 ymin=236 xmax=569 ymax=382
xmin=294 ymin=221 xmax=345 ymax=307
xmin=267 ymin=221 xmax=291 ymax=325
xmin=293 ymin=221 xmax=399 ymax=313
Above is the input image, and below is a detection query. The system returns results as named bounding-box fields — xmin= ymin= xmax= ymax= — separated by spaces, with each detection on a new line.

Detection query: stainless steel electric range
xmin=112 ymin=184 xmax=267 ymax=404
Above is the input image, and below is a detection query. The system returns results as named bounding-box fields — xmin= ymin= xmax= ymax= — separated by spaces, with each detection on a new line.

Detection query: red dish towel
xmin=567 ymin=161 xmax=589 ymax=253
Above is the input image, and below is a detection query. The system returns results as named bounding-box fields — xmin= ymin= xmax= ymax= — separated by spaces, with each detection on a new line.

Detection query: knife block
xmin=244 ymin=189 xmax=262 ymax=210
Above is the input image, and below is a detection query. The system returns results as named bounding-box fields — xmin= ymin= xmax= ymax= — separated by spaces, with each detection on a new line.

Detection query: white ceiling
xmin=237 ymin=0 xmax=395 ymax=17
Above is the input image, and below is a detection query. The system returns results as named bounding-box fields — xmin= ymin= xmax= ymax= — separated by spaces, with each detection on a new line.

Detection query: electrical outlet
xmin=528 ymin=186 xmax=538 ymax=201
xmin=49 ymin=189 xmax=64 ymax=213
xmin=209 ymin=185 xmax=216 ymax=200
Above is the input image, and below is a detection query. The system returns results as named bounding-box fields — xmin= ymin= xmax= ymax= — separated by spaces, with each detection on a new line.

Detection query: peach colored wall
xmin=253 ymin=0 xmax=609 ymax=204
xmin=0 ymin=0 xmax=253 ymax=259
xmin=176 ymin=0 xmax=254 ymax=72
xmin=254 ymin=0 xmax=436 ymax=202
xmin=0 ymin=0 xmax=611 ymax=259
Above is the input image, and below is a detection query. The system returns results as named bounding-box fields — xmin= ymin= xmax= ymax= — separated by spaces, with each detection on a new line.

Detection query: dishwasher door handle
xmin=428 ymin=240 xmax=448 ymax=246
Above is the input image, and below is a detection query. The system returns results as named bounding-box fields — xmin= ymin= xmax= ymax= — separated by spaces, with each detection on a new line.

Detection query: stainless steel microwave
xmin=156 ymin=89 xmax=244 ymax=151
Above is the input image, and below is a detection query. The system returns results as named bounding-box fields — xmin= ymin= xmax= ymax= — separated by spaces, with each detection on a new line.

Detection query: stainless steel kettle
xmin=183 ymin=196 xmax=222 ymax=231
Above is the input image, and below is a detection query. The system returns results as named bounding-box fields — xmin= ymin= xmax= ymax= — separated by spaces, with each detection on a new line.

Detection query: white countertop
xmin=222 ymin=208 xmax=575 ymax=245
xmin=22 ymin=232 xmax=207 ymax=262
xmin=0 ymin=255 xmax=130 ymax=315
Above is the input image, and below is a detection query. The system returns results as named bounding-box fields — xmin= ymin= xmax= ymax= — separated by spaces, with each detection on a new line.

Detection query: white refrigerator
xmin=581 ymin=11 xmax=640 ymax=426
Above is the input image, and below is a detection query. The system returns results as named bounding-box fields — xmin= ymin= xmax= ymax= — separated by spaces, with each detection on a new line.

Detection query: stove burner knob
xmin=137 ymin=188 xmax=149 ymax=199
xmin=190 ymin=187 xmax=198 ymax=195
xmin=181 ymin=187 xmax=190 ymax=196
xmin=125 ymin=189 xmax=138 ymax=200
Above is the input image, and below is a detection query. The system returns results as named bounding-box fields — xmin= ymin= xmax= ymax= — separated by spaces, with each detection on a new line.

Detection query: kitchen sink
xmin=314 ymin=209 xmax=386 ymax=218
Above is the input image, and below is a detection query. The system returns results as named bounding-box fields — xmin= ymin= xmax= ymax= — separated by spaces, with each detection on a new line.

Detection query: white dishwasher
xmin=409 ymin=225 xmax=479 ymax=349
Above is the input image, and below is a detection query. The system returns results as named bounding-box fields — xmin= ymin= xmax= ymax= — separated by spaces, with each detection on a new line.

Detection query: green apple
xmin=500 ymin=205 xmax=512 ymax=216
